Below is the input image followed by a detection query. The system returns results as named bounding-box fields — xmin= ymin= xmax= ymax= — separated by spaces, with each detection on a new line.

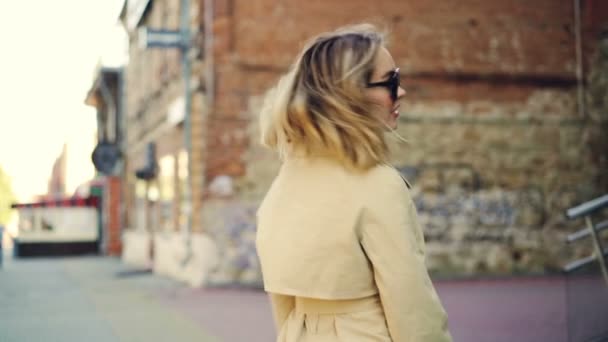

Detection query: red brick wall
xmin=203 ymin=0 xmax=608 ymax=184
xmin=205 ymin=5 xmax=248 ymax=182
xmin=235 ymin=0 xmax=573 ymax=76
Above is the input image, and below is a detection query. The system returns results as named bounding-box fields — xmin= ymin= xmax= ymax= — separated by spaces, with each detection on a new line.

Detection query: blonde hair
xmin=260 ymin=24 xmax=390 ymax=171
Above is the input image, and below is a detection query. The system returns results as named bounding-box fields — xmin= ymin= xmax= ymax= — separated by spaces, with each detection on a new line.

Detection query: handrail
xmin=564 ymin=248 xmax=608 ymax=272
xmin=565 ymin=194 xmax=608 ymax=220
xmin=563 ymin=193 xmax=608 ymax=286
xmin=567 ymin=220 xmax=608 ymax=243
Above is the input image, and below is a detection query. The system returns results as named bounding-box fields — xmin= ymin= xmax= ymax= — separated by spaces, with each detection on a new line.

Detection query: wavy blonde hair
xmin=260 ymin=24 xmax=390 ymax=171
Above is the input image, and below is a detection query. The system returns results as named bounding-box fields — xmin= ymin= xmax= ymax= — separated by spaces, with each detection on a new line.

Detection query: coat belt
xmin=294 ymin=295 xmax=381 ymax=315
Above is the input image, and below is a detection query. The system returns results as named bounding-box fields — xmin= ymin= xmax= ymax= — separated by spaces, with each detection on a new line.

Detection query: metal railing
xmin=563 ymin=194 xmax=608 ymax=286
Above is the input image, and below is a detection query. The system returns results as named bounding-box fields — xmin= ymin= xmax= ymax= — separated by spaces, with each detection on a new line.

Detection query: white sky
xmin=0 ymin=0 xmax=127 ymax=201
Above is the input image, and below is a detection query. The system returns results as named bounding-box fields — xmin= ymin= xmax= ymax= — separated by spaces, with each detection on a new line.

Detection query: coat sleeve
xmin=359 ymin=174 xmax=452 ymax=342
xmin=268 ymin=292 xmax=295 ymax=332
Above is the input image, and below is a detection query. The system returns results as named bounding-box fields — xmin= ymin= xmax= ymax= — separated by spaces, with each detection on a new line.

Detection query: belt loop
xmin=304 ymin=314 xmax=319 ymax=333
xmin=304 ymin=314 xmax=320 ymax=334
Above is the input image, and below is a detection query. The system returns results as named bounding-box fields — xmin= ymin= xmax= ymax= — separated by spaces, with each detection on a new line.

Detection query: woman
xmin=256 ymin=24 xmax=452 ymax=342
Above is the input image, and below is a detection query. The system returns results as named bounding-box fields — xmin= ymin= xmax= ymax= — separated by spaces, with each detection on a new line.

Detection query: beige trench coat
xmin=256 ymin=156 xmax=452 ymax=342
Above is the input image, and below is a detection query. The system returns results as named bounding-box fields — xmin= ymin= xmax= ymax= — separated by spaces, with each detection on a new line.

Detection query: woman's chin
xmin=387 ymin=119 xmax=398 ymax=131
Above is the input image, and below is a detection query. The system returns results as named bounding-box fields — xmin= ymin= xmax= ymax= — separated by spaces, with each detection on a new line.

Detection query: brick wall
xmin=103 ymin=176 xmax=122 ymax=256
xmin=201 ymin=0 xmax=608 ymax=283
xmin=125 ymin=0 xmax=206 ymax=233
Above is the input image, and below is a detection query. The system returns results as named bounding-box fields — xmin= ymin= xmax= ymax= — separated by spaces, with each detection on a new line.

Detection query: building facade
xmin=120 ymin=0 xmax=608 ymax=286
xmin=85 ymin=67 xmax=127 ymax=256
xmin=119 ymin=0 xmax=213 ymax=284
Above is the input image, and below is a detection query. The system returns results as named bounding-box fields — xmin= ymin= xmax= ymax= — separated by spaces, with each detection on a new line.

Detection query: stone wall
xmin=585 ymin=25 xmax=608 ymax=191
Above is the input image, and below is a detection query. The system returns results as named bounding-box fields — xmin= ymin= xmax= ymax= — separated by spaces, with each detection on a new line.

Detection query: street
xmin=1 ymin=255 xmax=607 ymax=342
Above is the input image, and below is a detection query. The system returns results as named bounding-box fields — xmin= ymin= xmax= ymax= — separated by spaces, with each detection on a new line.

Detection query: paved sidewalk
xmin=0 ymin=256 xmax=219 ymax=342
xmin=156 ymin=286 xmax=275 ymax=342
xmin=1 ymin=256 xmax=607 ymax=342
xmin=162 ymin=271 xmax=608 ymax=342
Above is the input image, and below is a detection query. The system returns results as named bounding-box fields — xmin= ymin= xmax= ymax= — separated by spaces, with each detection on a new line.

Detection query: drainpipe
xmin=181 ymin=0 xmax=194 ymax=263
xmin=574 ymin=0 xmax=586 ymax=119
xmin=205 ymin=0 xmax=214 ymax=110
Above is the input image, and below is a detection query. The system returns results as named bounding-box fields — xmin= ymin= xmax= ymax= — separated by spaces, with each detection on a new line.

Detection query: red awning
xmin=10 ymin=196 xmax=100 ymax=209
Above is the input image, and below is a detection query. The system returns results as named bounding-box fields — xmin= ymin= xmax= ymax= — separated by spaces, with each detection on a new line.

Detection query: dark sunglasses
xmin=366 ymin=68 xmax=400 ymax=102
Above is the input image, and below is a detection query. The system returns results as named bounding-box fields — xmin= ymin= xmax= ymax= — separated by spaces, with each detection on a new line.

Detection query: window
xmin=159 ymin=154 xmax=176 ymax=231
xmin=177 ymin=149 xmax=189 ymax=231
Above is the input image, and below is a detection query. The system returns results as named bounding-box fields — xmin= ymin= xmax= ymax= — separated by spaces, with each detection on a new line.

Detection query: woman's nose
xmin=397 ymin=86 xmax=406 ymax=99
